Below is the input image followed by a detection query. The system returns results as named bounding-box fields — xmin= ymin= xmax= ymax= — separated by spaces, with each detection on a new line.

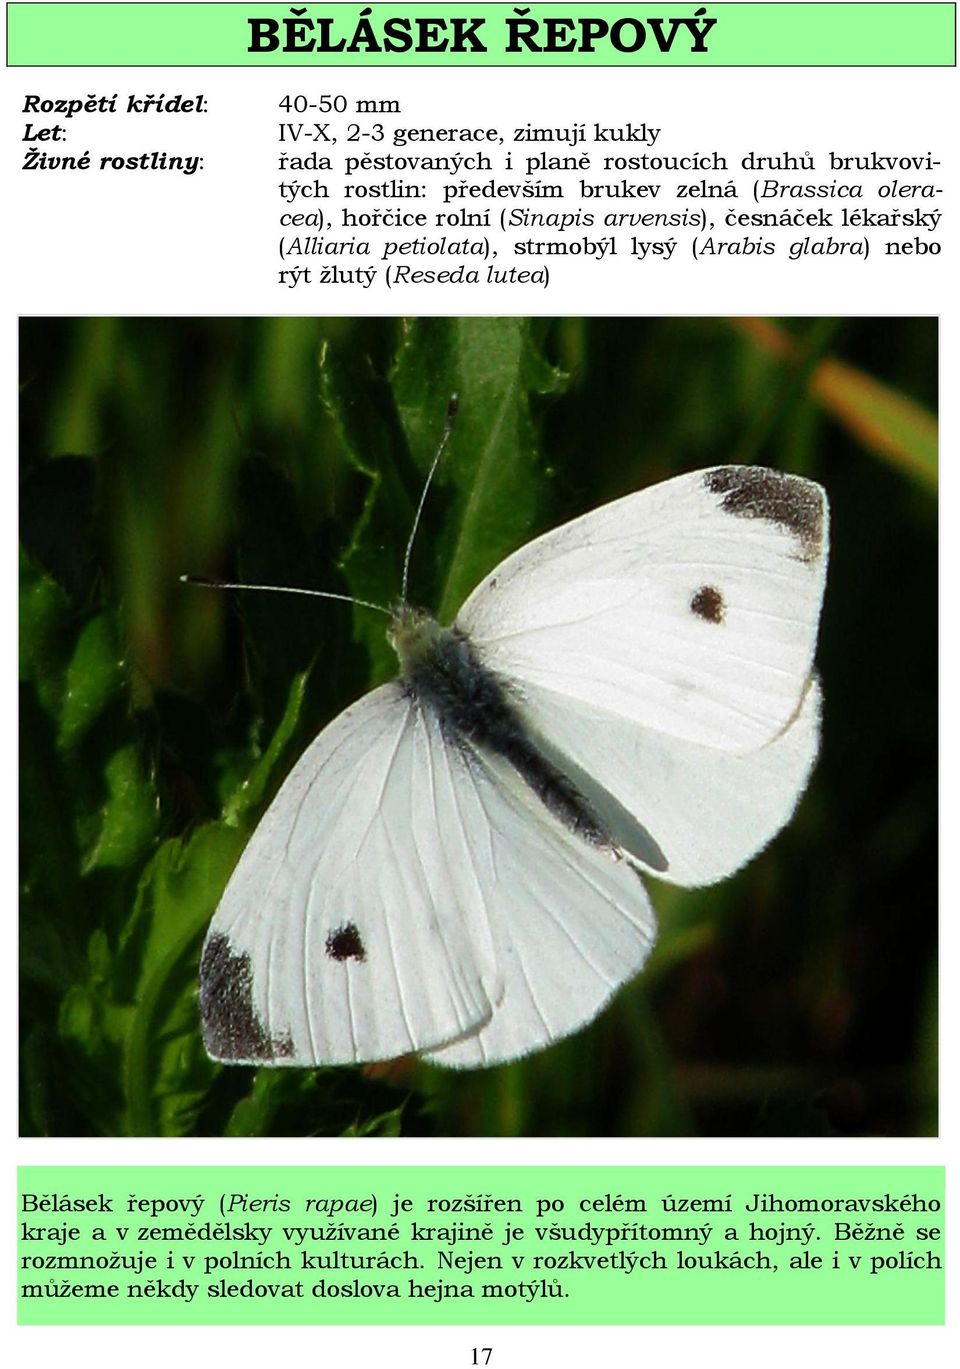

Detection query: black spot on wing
xmin=326 ymin=922 xmax=366 ymax=962
xmin=704 ymin=467 xmax=824 ymax=564
xmin=200 ymin=932 xmax=294 ymax=1063
xmin=691 ymin=584 xmax=724 ymax=623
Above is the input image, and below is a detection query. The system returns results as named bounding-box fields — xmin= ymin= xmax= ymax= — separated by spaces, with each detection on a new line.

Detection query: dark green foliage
xmin=19 ymin=317 xmax=937 ymax=1137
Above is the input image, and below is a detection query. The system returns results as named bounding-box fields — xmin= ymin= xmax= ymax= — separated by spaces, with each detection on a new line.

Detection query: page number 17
xmin=470 ymin=1350 xmax=493 ymax=1365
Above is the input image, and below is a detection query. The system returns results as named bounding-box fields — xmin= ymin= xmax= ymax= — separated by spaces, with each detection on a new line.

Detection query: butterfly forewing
xmin=457 ymin=467 xmax=828 ymax=755
xmin=200 ymin=685 xmax=500 ymax=1065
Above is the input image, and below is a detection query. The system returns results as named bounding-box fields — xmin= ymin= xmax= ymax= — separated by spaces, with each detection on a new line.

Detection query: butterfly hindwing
xmin=512 ymin=675 xmax=822 ymax=888
xmin=422 ymin=744 xmax=657 ymax=1068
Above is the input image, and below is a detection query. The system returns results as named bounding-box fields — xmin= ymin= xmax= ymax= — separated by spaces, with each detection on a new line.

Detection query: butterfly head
xmin=387 ymin=603 xmax=445 ymax=675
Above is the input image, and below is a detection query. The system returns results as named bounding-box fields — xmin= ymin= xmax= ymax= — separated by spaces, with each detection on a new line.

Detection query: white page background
xmin=6 ymin=19 xmax=954 ymax=1369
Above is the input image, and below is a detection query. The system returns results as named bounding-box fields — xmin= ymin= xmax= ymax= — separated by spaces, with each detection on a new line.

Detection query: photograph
xmin=19 ymin=315 xmax=937 ymax=1140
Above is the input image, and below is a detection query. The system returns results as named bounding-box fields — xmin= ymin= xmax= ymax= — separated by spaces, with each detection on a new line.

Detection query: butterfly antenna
xmin=400 ymin=394 xmax=460 ymax=604
xmin=180 ymin=576 xmax=391 ymax=617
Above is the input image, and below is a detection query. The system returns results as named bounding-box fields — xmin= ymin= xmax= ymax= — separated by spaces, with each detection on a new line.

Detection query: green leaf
xmin=19 ymin=548 xmax=71 ymax=714
xmin=391 ymin=317 xmax=567 ymax=622
xmin=49 ymin=668 xmax=321 ymax=1135
xmin=224 ymin=1069 xmax=409 ymax=1138
xmin=119 ymin=823 xmax=247 ymax=1135
xmin=317 ymin=319 xmax=566 ymax=684
xmin=58 ymin=614 xmax=127 ymax=750
xmin=317 ymin=341 xmax=419 ymax=679
xmin=81 ymin=743 xmax=159 ymax=873
xmin=222 ymin=669 xmax=311 ymax=826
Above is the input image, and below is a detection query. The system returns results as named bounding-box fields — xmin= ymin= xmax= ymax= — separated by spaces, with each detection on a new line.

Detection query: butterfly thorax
xmin=390 ymin=603 xmax=508 ymax=731
xmin=390 ymin=606 xmax=495 ymax=733
xmin=389 ymin=603 xmax=613 ymax=852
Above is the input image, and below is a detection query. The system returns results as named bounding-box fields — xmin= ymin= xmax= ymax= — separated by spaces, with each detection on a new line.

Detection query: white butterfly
xmin=199 ymin=463 xmax=828 ymax=1070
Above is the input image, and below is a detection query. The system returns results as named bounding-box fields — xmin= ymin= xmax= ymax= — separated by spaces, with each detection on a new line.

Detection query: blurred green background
xmin=19 ymin=316 xmax=937 ymax=1138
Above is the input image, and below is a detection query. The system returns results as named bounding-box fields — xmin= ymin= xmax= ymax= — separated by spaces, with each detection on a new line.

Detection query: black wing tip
xmin=199 ymin=932 xmax=294 ymax=1064
xmin=703 ymin=466 xmax=826 ymax=564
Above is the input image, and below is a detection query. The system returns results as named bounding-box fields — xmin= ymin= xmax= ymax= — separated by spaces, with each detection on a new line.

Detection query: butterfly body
xmin=394 ymin=607 xmax=615 ymax=855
